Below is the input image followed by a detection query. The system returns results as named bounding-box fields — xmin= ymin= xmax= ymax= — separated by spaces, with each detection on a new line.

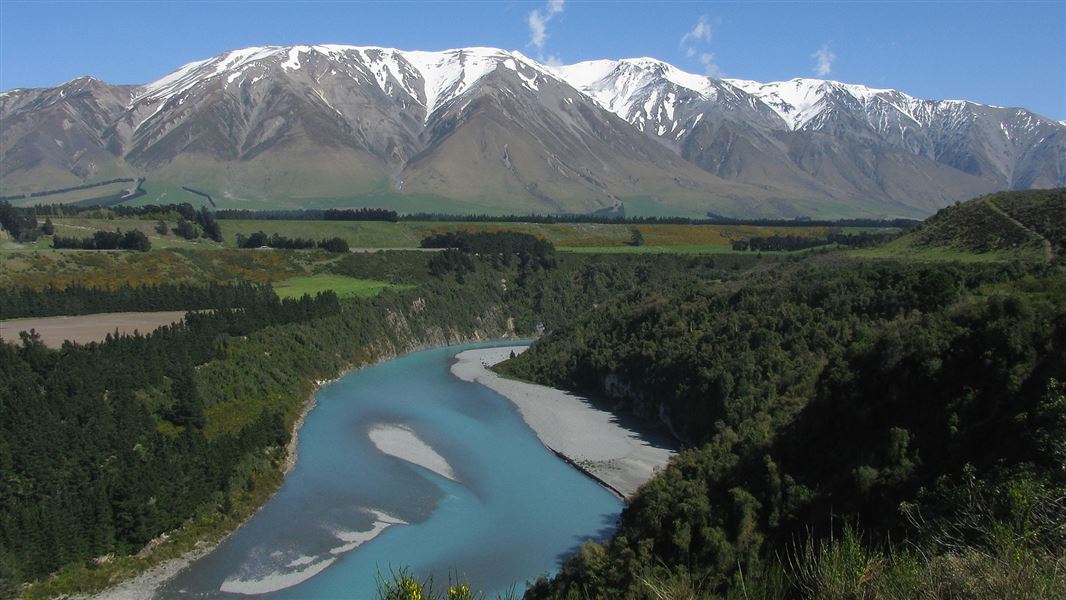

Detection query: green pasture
xmin=272 ymin=275 xmax=415 ymax=300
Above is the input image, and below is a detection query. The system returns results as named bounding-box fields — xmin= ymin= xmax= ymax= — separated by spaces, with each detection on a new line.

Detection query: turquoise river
xmin=161 ymin=341 xmax=622 ymax=598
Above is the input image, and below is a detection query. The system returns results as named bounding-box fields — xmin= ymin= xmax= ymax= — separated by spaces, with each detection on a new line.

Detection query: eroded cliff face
xmin=376 ymin=301 xmax=518 ymax=355
xmin=603 ymin=373 xmax=686 ymax=444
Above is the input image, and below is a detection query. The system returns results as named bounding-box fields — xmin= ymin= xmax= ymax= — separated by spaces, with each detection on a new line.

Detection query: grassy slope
xmin=850 ymin=189 xmax=1065 ymax=263
xmin=5 ymin=182 xmax=134 ymax=207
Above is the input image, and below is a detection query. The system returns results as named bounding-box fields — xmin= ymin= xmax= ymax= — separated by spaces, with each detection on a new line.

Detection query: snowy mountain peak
xmin=558 ymin=58 xmax=714 ymax=100
xmin=722 ymin=77 xmax=907 ymax=130
xmin=553 ymin=58 xmax=724 ymax=137
xmin=4 ymin=44 xmax=1061 ymax=219
xmin=133 ymin=45 xmax=551 ymax=123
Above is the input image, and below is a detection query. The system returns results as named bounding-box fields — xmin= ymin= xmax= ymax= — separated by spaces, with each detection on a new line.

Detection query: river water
xmin=161 ymin=341 xmax=622 ymax=599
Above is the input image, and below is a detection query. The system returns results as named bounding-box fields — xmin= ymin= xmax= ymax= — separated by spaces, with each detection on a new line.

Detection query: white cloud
xmin=812 ymin=43 xmax=836 ymax=77
xmin=545 ymin=55 xmax=565 ymax=68
xmin=681 ymin=15 xmax=720 ymax=76
xmin=681 ymin=15 xmax=712 ymax=46
xmin=528 ymin=0 xmax=565 ymax=50
xmin=699 ymin=53 xmax=721 ymax=77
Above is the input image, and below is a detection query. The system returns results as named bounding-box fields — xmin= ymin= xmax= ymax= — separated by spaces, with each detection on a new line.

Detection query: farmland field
xmin=0 ymin=249 xmax=334 ymax=290
xmin=218 ymin=220 xmax=850 ymax=251
xmin=3 ymin=181 xmax=135 ymax=207
xmin=559 ymin=244 xmax=740 ymax=254
xmin=0 ymin=311 xmax=189 ymax=347
xmin=1 ymin=212 xmax=897 ymax=256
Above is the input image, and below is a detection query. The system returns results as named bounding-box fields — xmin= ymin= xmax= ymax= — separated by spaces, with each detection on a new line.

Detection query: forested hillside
xmin=1 ymin=243 xmax=764 ymax=598
xmin=502 ymin=191 xmax=1066 ymax=599
xmin=3 ymin=190 xmax=1064 ymax=599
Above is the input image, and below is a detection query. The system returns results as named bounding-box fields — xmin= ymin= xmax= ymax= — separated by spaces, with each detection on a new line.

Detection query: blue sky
xmin=1 ymin=1 xmax=1064 ymax=119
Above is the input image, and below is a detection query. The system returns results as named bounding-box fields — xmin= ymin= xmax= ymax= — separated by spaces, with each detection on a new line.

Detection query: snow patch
xmin=281 ymin=47 xmax=302 ymax=71
xmin=403 ymin=48 xmax=506 ymax=120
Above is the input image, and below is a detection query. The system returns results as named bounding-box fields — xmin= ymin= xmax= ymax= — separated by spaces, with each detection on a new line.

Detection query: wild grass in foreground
xmin=378 ymin=568 xmax=519 ymax=600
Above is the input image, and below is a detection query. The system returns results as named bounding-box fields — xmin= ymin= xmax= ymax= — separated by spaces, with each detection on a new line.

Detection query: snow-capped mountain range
xmin=2 ymin=45 xmax=1063 ymax=217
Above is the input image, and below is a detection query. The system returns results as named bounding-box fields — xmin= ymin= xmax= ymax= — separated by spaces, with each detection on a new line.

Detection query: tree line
xmin=0 ymin=282 xmax=275 ymax=320
xmin=0 ymin=178 xmax=138 ymax=202
xmin=52 ymin=229 xmax=152 ymax=251
xmin=235 ymin=231 xmax=350 ymax=252
xmin=215 ymin=208 xmax=400 ymax=222
xmin=731 ymin=230 xmax=898 ymax=251
xmin=420 ymin=230 xmax=554 ymax=259
xmin=422 ymin=231 xmax=556 ymax=282
xmin=0 ymin=202 xmax=39 ymax=242
xmin=0 ymin=201 xmax=223 ymax=244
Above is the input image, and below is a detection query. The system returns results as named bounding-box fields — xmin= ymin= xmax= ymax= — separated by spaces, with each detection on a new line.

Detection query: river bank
xmin=451 ymin=346 xmax=677 ymax=499
xmin=84 ymin=339 xmax=646 ymax=600
xmin=86 ymin=374 xmax=329 ymax=600
xmin=85 ymin=339 xmax=506 ymax=600
xmin=158 ymin=341 xmax=621 ymax=598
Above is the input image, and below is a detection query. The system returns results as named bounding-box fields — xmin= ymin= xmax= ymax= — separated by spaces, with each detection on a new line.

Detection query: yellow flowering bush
xmin=448 ymin=582 xmax=472 ymax=600
xmin=378 ymin=568 xmax=517 ymax=600
xmin=377 ymin=569 xmax=426 ymax=600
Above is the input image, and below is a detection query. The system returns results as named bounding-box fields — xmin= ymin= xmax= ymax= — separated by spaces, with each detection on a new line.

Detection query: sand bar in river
xmin=452 ymin=346 xmax=676 ymax=499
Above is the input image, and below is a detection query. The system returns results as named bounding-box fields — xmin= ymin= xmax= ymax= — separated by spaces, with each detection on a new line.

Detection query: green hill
xmin=862 ymin=188 xmax=1064 ymax=263
xmin=501 ymin=190 xmax=1066 ymax=599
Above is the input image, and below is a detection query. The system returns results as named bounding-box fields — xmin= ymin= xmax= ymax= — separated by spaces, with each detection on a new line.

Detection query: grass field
xmin=221 ymin=220 xmax=421 ymax=248
xmin=846 ymin=235 xmax=1043 ymax=263
xmin=5 ymin=182 xmax=136 ymax=207
xmin=218 ymin=220 xmax=851 ymax=251
xmin=1 ymin=213 xmax=898 ymax=257
xmin=127 ymin=182 xmax=214 ymax=208
xmin=272 ymin=275 xmax=415 ymax=300
xmin=621 ymin=196 xmax=709 ymax=219
xmin=560 ymin=244 xmax=741 ymax=254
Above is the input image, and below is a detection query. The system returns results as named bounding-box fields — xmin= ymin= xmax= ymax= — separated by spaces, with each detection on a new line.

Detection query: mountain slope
xmin=2 ymin=45 xmax=1063 ymax=217
xmin=0 ymin=77 xmax=135 ymax=188
xmin=558 ymin=59 xmax=1066 ymax=214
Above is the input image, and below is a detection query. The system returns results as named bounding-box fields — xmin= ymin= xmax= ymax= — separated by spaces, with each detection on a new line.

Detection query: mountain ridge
xmin=2 ymin=44 xmax=1063 ymax=217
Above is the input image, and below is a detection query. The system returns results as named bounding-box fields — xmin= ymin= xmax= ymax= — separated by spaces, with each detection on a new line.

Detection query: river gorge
xmin=159 ymin=342 xmax=623 ymax=598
